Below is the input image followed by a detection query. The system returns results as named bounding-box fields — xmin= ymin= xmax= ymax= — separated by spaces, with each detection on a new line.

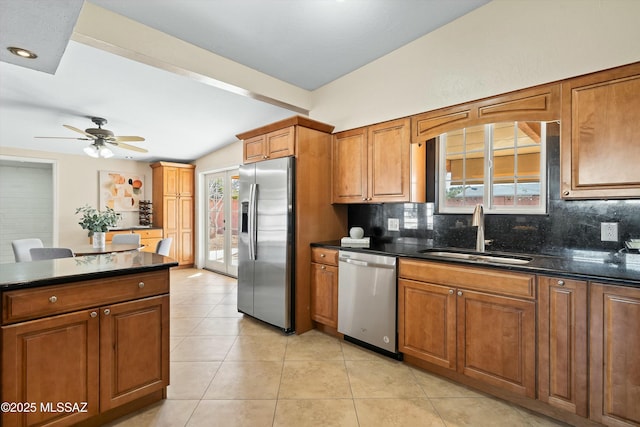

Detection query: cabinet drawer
xmin=311 ymin=247 xmax=339 ymax=266
xmin=2 ymin=270 xmax=169 ymax=324
xmin=135 ymin=229 xmax=163 ymax=239
xmin=399 ymin=259 xmax=535 ymax=299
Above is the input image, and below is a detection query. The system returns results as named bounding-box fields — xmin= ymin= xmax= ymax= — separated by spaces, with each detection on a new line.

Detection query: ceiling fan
xmin=36 ymin=117 xmax=147 ymax=158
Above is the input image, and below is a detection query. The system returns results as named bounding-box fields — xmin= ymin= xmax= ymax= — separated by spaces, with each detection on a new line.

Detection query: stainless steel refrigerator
xmin=237 ymin=157 xmax=295 ymax=333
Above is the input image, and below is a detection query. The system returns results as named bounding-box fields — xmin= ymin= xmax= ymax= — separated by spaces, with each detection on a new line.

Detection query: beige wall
xmin=0 ymin=146 xmax=152 ymax=249
xmin=311 ymin=0 xmax=640 ymax=132
xmin=194 ymin=140 xmax=242 ymax=172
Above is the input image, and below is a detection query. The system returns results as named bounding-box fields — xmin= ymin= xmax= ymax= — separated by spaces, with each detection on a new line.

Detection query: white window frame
xmin=437 ymin=122 xmax=547 ymax=215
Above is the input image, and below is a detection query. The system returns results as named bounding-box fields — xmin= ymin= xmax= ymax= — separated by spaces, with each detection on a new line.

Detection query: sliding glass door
xmin=204 ymin=169 xmax=239 ymax=276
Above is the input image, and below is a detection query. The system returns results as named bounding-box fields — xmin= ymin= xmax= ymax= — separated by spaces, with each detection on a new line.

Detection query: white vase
xmin=93 ymin=231 xmax=106 ymax=249
xmin=349 ymin=227 xmax=365 ymax=239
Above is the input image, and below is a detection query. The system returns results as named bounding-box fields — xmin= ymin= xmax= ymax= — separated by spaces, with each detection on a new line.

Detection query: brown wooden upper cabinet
xmin=560 ymin=62 xmax=640 ymax=199
xmin=238 ymin=116 xmax=335 ymax=164
xmin=243 ymin=126 xmax=295 ymax=163
xmin=411 ymin=83 xmax=560 ymax=144
xmin=332 ymin=118 xmax=426 ymax=203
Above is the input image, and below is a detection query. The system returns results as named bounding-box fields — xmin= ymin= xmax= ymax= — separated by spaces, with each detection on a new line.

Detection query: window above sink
xmin=438 ymin=121 xmax=558 ymax=215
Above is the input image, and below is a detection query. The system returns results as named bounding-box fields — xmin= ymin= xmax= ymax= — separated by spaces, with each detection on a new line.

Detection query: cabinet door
xmin=310 ymin=262 xmax=338 ymax=327
xmin=244 ymin=134 xmax=266 ymax=163
xmin=538 ymin=276 xmax=588 ymax=416
xmin=561 ymin=63 xmax=640 ymax=199
xmin=178 ymin=196 xmax=194 ymax=264
xmin=368 ymin=118 xmax=411 ymax=202
xmin=590 ymin=283 xmax=640 ymax=426
xmin=457 ymin=289 xmax=536 ymax=398
xmin=163 ymin=196 xmax=178 ymax=259
xmin=332 ymin=127 xmax=367 ymax=203
xmin=398 ymin=279 xmax=456 ymax=370
xmin=163 ymin=167 xmax=179 ymax=196
xmin=178 ymin=167 xmax=194 ymax=196
xmin=2 ymin=310 xmax=99 ymax=427
xmin=266 ymin=126 xmax=295 ymax=160
xmin=100 ymin=295 xmax=169 ymax=411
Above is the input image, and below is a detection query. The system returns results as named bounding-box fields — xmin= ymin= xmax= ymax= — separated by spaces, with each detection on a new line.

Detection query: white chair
xmin=30 ymin=247 xmax=74 ymax=260
xmin=155 ymin=237 xmax=173 ymax=256
xmin=12 ymin=238 xmax=44 ymax=262
xmin=112 ymin=234 xmax=141 ymax=246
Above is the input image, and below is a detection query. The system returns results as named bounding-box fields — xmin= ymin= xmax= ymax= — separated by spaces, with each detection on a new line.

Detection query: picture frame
xmin=99 ymin=170 xmax=145 ymax=211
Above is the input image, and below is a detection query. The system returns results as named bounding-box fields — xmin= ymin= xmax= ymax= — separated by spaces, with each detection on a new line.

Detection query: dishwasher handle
xmin=339 ymin=257 xmax=396 ymax=270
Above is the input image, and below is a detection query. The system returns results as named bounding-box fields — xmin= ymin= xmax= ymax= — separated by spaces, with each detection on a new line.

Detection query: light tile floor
xmin=106 ymin=268 xmax=568 ymax=427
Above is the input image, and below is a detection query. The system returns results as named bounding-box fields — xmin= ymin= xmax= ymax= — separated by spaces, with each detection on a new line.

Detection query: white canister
xmin=349 ymin=227 xmax=364 ymax=239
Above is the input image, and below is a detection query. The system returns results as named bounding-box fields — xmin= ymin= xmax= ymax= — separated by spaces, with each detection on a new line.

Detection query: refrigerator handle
xmin=248 ymin=183 xmax=257 ymax=260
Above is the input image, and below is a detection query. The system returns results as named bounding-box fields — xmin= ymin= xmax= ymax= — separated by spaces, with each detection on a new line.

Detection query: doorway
xmin=0 ymin=157 xmax=56 ymax=263
xmin=204 ymin=169 xmax=239 ymax=276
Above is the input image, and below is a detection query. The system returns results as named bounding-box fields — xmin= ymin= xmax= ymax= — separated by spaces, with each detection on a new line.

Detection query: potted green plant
xmin=75 ymin=205 xmax=119 ymax=248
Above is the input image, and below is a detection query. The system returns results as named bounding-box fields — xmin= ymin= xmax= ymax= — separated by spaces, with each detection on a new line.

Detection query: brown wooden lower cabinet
xmin=100 ymin=296 xmax=169 ymax=411
xmin=590 ymin=283 xmax=640 ymax=427
xmin=397 ymin=279 xmax=456 ymax=369
xmin=310 ymin=247 xmax=339 ymax=328
xmin=398 ymin=259 xmax=536 ymax=399
xmin=456 ymin=289 xmax=535 ymax=398
xmin=2 ymin=310 xmax=100 ymax=426
xmin=1 ymin=272 xmax=170 ymax=427
xmin=538 ymin=276 xmax=588 ymax=417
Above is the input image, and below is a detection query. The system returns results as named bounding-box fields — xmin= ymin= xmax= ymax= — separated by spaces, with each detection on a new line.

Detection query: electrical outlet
xmin=388 ymin=218 xmax=400 ymax=232
xmin=601 ymin=222 xmax=619 ymax=242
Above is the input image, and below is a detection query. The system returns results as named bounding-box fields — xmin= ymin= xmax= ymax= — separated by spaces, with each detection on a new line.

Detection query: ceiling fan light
xmin=84 ymin=145 xmax=99 ymax=158
xmin=100 ymin=147 xmax=114 ymax=158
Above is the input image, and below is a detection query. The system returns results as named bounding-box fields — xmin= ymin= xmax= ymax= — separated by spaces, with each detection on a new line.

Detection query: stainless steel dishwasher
xmin=337 ymin=250 xmax=400 ymax=358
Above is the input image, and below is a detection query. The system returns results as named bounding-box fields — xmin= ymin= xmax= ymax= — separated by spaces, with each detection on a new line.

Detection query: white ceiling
xmin=0 ymin=0 xmax=489 ymax=162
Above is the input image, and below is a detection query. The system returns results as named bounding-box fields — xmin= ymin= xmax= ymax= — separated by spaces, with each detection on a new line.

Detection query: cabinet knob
xmin=49 ymin=296 xmax=57 ymax=303
xmin=457 ymin=291 xmax=463 ymax=296
xmin=320 ymin=253 xmax=326 ymax=257
xmin=138 ymin=281 xmax=145 ymax=289
xmin=321 ymin=265 xmax=326 ymax=270
xmin=90 ymin=311 xmax=98 ymax=318
xmin=263 ymin=155 xmax=268 ymax=159
xmin=362 ymin=198 xmax=367 ymax=201
xmin=557 ymin=280 xmax=565 ymax=286
xmin=449 ymin=289 xmax=454 ymax=295
xmin=104 ymin=309 xmax=111 ymax=316
xmin=563 ymin=190 xmax=570 ymax=196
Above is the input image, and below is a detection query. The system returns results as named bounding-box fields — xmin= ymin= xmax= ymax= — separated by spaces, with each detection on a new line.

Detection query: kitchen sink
xmin=418 ymin=249 xmax=532 ymax=265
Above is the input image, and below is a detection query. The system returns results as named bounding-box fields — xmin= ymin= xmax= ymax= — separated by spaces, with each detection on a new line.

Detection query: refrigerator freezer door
xmin=253 ymin=157 xmax=294 ymax=330
xmin=237 ymin=164 xmax=256 ymax=316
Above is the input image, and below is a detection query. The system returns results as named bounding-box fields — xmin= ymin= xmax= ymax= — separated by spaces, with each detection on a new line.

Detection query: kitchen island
xmin=0 ymin=252 xmax=177 ymax=427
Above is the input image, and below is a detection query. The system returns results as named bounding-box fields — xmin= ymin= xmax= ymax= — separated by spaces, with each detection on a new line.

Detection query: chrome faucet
xmin=472 ymin=204 xmax=485 ymax=252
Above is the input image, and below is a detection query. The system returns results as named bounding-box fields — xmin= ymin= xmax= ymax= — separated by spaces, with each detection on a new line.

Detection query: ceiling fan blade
xmin=111 ymin=141 xmax=148 ymax=153
xmin=35 ymin=136 xmax=91 ymax=140
xmin=63 ymin=125 xmax=97 ymax=139
xmin=111 ymin=135 xmax=145 ymax=142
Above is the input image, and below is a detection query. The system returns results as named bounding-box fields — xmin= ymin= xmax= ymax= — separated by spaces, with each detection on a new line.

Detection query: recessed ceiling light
xmin=7 ymin=46 xmax=38 ymax=59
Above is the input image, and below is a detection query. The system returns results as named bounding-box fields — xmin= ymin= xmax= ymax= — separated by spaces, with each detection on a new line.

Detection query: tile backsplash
xmin=348 ymin=136 xmax=640 ymax=254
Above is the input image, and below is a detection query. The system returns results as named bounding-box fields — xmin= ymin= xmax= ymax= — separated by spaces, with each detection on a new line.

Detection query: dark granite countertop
xmin=0 ymin=251 xmax=178 ymax=291
xmin=312 ymin=239 xmax=640 ymax=287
